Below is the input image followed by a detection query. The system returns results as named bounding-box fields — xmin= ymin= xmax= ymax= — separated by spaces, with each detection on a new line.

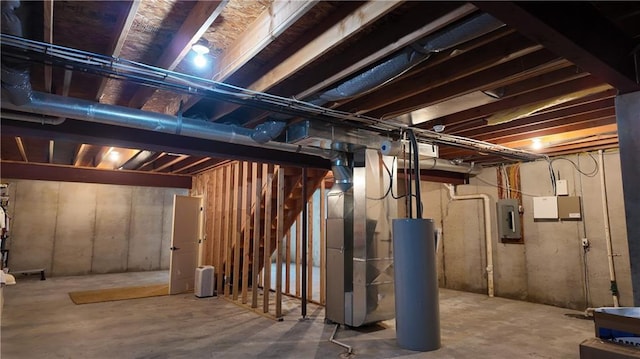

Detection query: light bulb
xmin=531 ymin=138 xmax=543 ymax=150
xmin=194 ymin=54 xmax=207 ymax=68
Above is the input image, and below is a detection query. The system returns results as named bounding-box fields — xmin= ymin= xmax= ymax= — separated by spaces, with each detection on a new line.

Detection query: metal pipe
xmin=598 ymin=149 xmax=619 ymax=307
xmin=301 ymin=167 xmax=308 ymax=319
xmin=397 ymin=158 xmax=482 ymax=175
xmin=1 ymin=91 xmax=331 ymax=159
xmin=1 ymin=110 xmax=65 ymax=125
xmin=329 ymin=324 xmax=353 ymax=355
xmin=330 ymin=152 xmax=352 ymax=191
xmin=445 ymin=184 xmax=494 ymax=297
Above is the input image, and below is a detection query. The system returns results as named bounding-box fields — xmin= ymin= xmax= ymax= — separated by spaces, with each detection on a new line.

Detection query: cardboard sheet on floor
xmin=68 ymin=284 xmax=169 ymax=304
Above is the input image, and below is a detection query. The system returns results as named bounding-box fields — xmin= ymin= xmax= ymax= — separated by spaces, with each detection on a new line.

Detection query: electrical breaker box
xmin=497 ymin=199 xmax=521 ymax=240
xmin=533 ymin=196 xmax=558 ymax=219
xmin=558 ymin=196 xmax=581 ymax=220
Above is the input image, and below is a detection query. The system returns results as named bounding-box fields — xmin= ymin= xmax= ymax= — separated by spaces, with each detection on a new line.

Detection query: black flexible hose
xmin=407 ymin=129 xmax=422 ymax=218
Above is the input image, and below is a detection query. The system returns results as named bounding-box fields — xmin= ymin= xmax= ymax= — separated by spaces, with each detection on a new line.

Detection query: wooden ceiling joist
xmin=475 ymin=1 xmax=640 ymax=93
xmin=43 ymin=0 xmax=54 ymax=94
xmin=95 ymin=0 xmax=141 ymax=101
xmin=125 ymin=0 xmax=227 ymax=109
xmin=453 ymin=100 xmax=615 ymax=137
xmin=420 ymin=76 xmax=610 ymax=128
xmin=368 ymin=51 xmax=566 ymax=119
xmin=206 ymin=0 xmax=403 ymax=121
xmin=15 ymin=137 xmax=28 ymax=162
xmin=338 ymin=30 xmax=538 ymax=114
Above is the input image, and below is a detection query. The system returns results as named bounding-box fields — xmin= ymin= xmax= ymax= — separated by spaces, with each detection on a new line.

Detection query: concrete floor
xmin=1 ymin=271 xmax=595 ymax=358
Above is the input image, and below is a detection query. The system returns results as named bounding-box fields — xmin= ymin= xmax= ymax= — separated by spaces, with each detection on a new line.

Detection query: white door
xmin=169 ymin=195 xmax=202 ymax=295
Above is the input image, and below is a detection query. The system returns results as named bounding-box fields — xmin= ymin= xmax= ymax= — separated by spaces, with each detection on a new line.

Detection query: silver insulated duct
xmin=1 ymin=91 xmax=330 ymax=159
xmin=309 ymin=13 xmax=504 ymax=105
xmin=1 ymin=0 xmax=32 ymax=105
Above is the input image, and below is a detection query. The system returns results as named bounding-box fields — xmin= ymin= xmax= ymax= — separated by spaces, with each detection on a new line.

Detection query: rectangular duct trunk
xmin=326 ymin=148 xmax=397 ymax=327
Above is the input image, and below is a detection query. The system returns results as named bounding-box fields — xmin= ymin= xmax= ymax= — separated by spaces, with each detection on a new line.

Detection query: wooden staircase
xmin=228 ymin=165 xmax=328 ymax=292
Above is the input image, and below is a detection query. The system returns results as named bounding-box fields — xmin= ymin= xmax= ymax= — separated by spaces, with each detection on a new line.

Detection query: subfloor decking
xmin=1 ymin=271 xmax=594 ymax=358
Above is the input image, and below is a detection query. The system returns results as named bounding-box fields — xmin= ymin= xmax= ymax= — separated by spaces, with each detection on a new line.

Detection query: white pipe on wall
xmin=598 ymin=150 xmax=619 ymax=307
xmin=444 ymin=184 xmax=494 ymax=297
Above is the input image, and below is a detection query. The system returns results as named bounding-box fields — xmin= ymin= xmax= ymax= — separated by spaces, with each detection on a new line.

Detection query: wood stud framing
xmin=191 ymin=161 xmax=328 ymax=319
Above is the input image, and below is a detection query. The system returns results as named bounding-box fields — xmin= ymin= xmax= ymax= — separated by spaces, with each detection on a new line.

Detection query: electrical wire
xmin=550 ymin=152 xmax=599 ymax=177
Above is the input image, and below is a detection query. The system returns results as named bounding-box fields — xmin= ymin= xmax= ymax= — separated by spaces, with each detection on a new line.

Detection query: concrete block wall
xmin=2 ymin=179 xmax=187 ymax=277
xmin=420 ymin=150 xmax=632 ymax=310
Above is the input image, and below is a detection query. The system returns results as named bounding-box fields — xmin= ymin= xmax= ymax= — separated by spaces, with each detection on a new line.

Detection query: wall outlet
xmin=581 ymin=238 xmax=589 ymax=248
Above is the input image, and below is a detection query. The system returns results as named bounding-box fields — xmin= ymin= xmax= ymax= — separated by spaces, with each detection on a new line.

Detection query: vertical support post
xmin=221 ymin=165 xmax=232 ymax=295
xmin=319 ymin=178 xmax=326 ymax=305
xmin=615 ymin=91 xmax=640 ymax=306
xmin=275 ymin=166 xmax=284 ymax=318
xmin=226 ymin=164 xmax=238 ymax=297
xmin=214 ymin=168 xmax=223 ymax=293
xmin=263 ymin=164 xmax=274 ymax=313
xmin=241 ymin=162 xmax=253 ymax=304
xmin=286 ymin=230 xmax=291 ymax=294
xmin=295 ymin=215 xmax=301 ymax=297
xmin=307 ymin=187 xmax=314 ymax=301
xmin=302 ymin=167 xmax=308 ymax=318
xmin=251 ymin=163 xmax=262 ymax=308
xmin=231 ymin=162 xmax=244 ymax=300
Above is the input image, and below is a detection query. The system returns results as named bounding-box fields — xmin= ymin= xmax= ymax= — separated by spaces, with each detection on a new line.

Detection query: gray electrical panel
xmin=496 ymin=199 xmax=521 ymax=240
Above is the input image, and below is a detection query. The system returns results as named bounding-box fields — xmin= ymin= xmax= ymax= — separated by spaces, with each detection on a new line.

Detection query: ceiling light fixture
xmin=531 ymin=138 xmax=543 ymax=151
xmin=109 ymin=150 xmax=120 ymax=162
xmin=192 ymin=39 xmax=210 ymax=68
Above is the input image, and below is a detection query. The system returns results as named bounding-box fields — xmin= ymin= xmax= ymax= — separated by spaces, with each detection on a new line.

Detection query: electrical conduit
xmin=598 ymin=149 xmax=619 ymax=307
xmin=444 ymin=184 xmax=494 ymax=297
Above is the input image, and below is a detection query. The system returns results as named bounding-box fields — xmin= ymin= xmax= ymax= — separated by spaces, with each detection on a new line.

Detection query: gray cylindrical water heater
xmin=392 ymin=218 xmax=440 ymax=351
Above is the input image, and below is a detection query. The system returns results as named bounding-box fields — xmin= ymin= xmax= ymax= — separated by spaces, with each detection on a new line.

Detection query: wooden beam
xmin=241 ymin=162 xmax=252 ymax=304
xmin=431 ymin=76 xmax=611 ymax=128
xmin=43 ymin=0 xmax=53 ymax=94
xmin=214 ymin=168 xmax=224 ymax=296
xmin=219 ymin=165 xmax=231 ymax=295
xmin=48 ymin=140 xmax=54 ymax=163
xmin=368 ymin=51 xmax=566 ymax=119
xmin=62 ymin=69 xmax=73 ymax=97
xmin=500 ymin=123 xmax=618 ymax=150
xmin=126 ymin=1 xmax=227 ymax=109
xmin=285 ymin=230 xmax=291 ymax=295
xmin=476 ymin=2 xmax=640 ymax=93
xmin=207 ymin=1 xmax=403 ymax=121
xmin=450 ymin=96 xmax=615 ymax=136
xmin=95 ymin=0 xmax=141 ymax=101
xmin=251 ymin=162 xmax=262 ymax=308
xmin=458 ymin=104 xmax=615 ymax=139
xmin=216 ymin=0 xmax=317 ymax=83
xmin=275 ymin=165 xmax=284 ymax=317
xmin=15 ymin=137 xmax=28 ymax=162
xmin=72 ymin=143 xmax=87 ymax=166
xmin=263 ymin=164 xmax=274 ymax=313
xmin=151 ymin=155 xmax=189 ymax=172
xmin=295 ymin=3 xmax=477 ymax=101
xmin=1 ymin=160 xmax=192 ymax=188
xmin=230 ymin=162 xmax=242 ymax=299
xmin=170 ymin=156 xmax=210 ymax=174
